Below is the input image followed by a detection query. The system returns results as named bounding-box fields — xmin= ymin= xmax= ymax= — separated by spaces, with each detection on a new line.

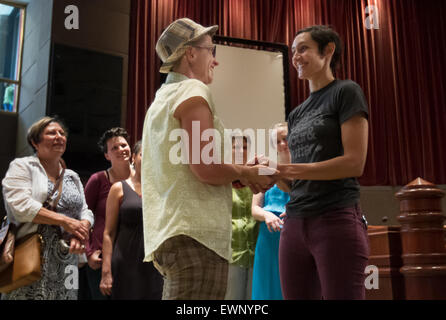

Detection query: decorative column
xmin=395 ymin=177 xmax=446 ymax=299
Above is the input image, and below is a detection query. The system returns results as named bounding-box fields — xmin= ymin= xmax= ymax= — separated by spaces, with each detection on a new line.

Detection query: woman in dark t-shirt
xmin=276 ymin=26 xmax=370 ymax=299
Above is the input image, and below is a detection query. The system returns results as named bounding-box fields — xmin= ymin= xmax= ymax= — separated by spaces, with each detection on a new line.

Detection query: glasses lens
xmin=212 ymin=46 xmax=216 ymax=57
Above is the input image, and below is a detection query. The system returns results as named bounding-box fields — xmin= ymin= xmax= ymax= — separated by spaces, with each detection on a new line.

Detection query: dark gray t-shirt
xmin=286 ymin=79 xmax=369 ymax=218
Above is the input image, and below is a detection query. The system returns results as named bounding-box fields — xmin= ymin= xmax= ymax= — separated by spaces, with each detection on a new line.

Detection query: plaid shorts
xmin=153 ymin=235 xmax=228 ymax=300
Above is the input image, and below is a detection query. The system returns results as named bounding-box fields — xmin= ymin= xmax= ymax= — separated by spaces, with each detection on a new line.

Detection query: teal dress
xmin=252 ymin=185 xmax=290 ymax=300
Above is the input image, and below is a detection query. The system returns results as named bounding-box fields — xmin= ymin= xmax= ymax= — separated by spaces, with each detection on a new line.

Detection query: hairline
xmin=28 ymin=117 xmax=67 ymax=150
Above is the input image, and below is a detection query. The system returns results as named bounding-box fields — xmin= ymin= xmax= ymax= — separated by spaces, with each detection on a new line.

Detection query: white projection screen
xmin=208 ymin=37 xmax=290 ymax=154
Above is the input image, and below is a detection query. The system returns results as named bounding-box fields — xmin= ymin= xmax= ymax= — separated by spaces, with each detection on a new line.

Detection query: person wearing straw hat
xmin=141 ymin=18 xmax=277 ymax=300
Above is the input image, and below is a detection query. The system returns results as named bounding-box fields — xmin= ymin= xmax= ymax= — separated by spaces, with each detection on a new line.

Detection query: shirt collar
xmin=165 ymin=72 xmax=190 ymax=85
xmin=30 ymin=154 xmax=66 ymax=176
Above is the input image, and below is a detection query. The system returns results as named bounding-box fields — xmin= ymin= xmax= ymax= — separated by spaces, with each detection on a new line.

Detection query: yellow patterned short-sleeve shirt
xmin=141 ymin=72 xmax=232 ymax=262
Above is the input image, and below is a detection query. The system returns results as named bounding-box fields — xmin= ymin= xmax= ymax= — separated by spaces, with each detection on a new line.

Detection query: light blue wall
xmin=15 ymin=0 xmax=53 ymax=156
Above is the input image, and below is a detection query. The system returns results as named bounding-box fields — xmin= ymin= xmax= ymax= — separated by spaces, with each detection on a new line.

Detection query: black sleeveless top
xmin=110 ymin=181 xmax=163 ymax=300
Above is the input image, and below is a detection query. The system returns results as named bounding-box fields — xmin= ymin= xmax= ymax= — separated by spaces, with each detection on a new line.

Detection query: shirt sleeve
xmin=84 ymin=172 xmax=100 ymax=213
xmin=170 ymin=79 xmax=214 ymax=116
xmin=2 ymin=158 xmax=43 ymax=223
xmin=84 ymin=172 xmax=100 ymax=256
xmin=337 ymin=81 xmax=369 ymax=125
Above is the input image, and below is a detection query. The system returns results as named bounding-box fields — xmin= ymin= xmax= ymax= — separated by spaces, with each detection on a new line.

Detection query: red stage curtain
xmin=127 ymin=0 xmax=446 ymax=186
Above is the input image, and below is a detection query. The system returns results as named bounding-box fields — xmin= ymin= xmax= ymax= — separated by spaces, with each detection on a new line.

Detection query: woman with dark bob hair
xmin=276 ymin=25 xmax=370 ymax=299
xmin=2 ymin=116 xmax=94 ymax=299
xmin=83 ymin=127 xmax=133 ymax=299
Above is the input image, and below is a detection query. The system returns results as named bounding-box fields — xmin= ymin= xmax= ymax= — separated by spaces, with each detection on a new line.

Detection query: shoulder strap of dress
xmin=51 ymin=168 xmax=65 ymax=210
xmin=121 ymin=180 xmax=140 ymax=198
xmin=120 ymin=180 xmax=130 ymax=199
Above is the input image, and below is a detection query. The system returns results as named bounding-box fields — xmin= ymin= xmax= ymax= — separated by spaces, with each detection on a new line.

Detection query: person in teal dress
xmin=251 ymin=123 xmax=290 ymax=300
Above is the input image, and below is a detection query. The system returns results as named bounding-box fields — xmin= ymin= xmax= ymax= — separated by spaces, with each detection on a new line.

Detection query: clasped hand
xmin=62 ymin=219 xmax=90 ymax=254
xmin=235 ymin=155 xmax=281 ymax=194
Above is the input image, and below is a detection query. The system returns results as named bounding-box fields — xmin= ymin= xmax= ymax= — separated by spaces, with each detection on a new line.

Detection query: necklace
xmin=107 ymin=166 xmax=132 ymax=184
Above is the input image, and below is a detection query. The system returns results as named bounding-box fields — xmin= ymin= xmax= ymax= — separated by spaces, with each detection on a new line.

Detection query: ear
xmin=104 ymin=152 xmax=110 ymax=161
xmin=185 ymin=47 xmax=196 ymax=60
xmin=324 ymin=42 xmax=336 ymax=58
xmin=31 ymin=141 xmax=38 ymax=152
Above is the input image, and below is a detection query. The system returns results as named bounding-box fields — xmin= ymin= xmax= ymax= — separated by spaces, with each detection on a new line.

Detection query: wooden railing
xmin=366 ymin=178 xmax=446 ymax=300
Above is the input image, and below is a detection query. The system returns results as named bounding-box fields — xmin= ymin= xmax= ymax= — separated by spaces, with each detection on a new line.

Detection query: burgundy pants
xmin=279 ymin=204 xmax=370 ymax=300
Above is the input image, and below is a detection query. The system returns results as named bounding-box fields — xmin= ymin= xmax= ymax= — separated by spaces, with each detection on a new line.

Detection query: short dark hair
xmin=296 ymin=25 xmax=343 ymax=75
xmin=98 ymin=127 xmax=129 ymax=153
xmin=27 ymin=116 xmax=68 ymax=152
xmin=133 ymin=140 xmax=142 ymax=155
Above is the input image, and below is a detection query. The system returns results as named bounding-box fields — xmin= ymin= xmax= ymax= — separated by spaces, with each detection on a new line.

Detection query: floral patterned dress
xmin=2 ymin=173 xmax=84 ymax=300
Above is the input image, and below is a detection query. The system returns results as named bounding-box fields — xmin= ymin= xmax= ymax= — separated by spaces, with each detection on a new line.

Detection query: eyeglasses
xmin=193 ymin=45 xmax=217 ymax=57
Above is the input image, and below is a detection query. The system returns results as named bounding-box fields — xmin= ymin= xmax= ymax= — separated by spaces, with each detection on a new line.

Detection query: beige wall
xmin=209 ymin=44 xmax=285 ymax=131
xmin=208 ymin=44 xmax=286 ymax=161
xmin=51 ymin=0 xmax=130 ymax=127
xmin=361 ymin=185 xmax=446 ymax=226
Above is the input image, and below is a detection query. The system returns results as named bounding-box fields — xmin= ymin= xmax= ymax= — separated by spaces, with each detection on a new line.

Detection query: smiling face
xmin=189 ymin=35 xmax=219 ymax=85
xmin=104 ymin=136 xmax=131 ymax=165
xmin=292 ymin=32 xmax=333 ymax=81
xmin=33 ymin=122 xmax=67 ymax=159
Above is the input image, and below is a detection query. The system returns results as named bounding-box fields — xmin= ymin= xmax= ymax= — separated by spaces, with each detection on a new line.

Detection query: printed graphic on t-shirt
xmin=288 ymin=106 xmax=325 ymax=160
xmin=285 ymin=80 xmax=369 ymax=218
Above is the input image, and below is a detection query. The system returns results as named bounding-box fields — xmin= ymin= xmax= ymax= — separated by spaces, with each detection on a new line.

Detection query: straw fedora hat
xmin=156 ymin=18 xmax=218 ymax=73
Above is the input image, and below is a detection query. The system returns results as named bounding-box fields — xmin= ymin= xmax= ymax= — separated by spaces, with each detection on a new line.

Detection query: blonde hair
xmin=272 ymin=122 xmax=287 ymax=130
xmin=270 ymin=122 xmax=288 ymax=145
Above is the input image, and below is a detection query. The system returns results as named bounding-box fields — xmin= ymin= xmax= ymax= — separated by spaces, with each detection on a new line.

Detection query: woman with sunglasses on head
xmin=276 ymin=25 xmax=370 ymax=300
